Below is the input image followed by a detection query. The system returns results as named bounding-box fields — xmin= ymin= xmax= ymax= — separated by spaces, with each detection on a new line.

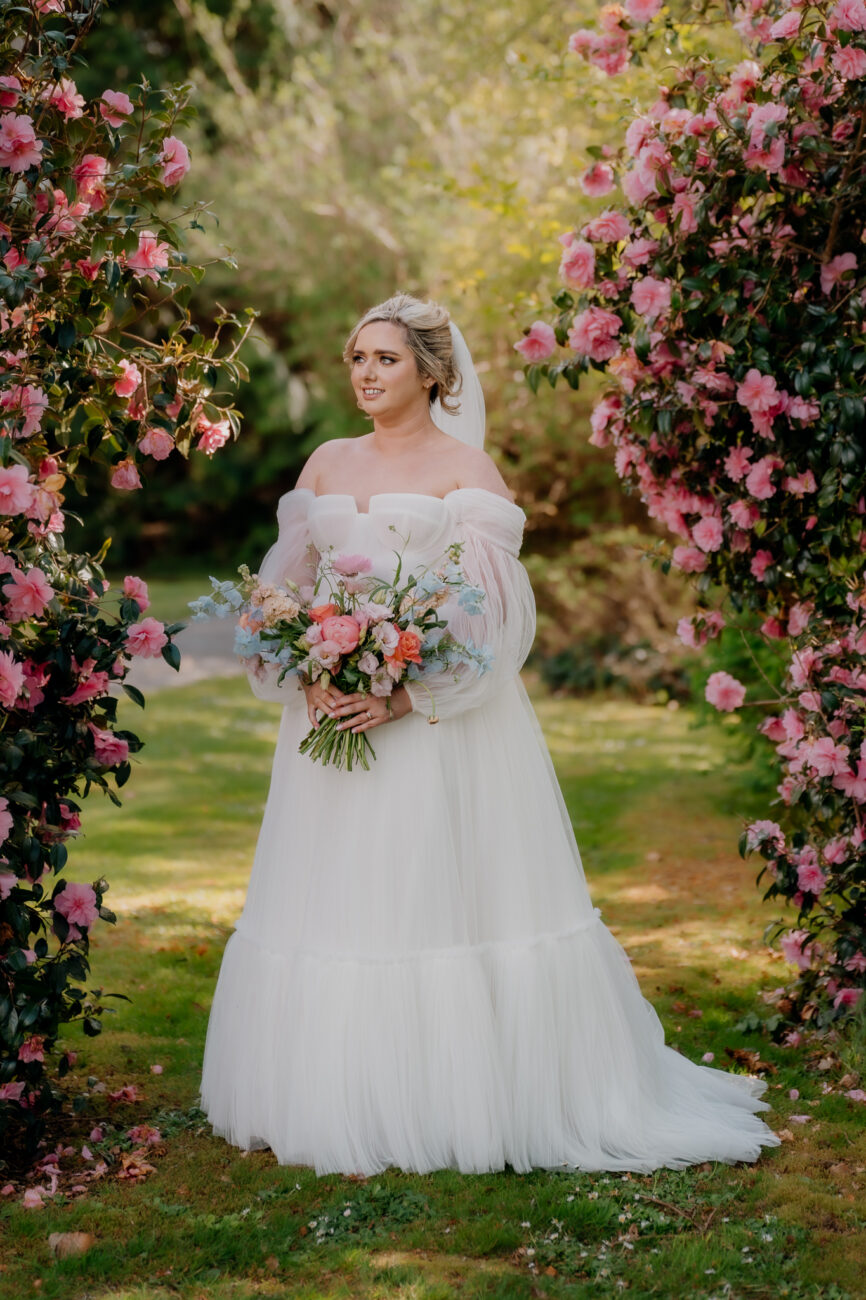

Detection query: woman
xmin=198 ymin=292 xmax=780 ymax=1176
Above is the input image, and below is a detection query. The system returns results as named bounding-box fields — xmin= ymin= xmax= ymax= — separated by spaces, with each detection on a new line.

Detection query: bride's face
xmin=350 ymin=321 xmax=431 ymax=418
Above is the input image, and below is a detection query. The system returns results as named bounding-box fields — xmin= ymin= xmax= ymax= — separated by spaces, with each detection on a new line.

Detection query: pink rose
xmin=705 ymin=670 xmax=746 ymax=711
xmin=0 ymin=463 xmax=36 ymax=515
xmin=514 ymin=321 xmax=557 ymax=362
xmin=54 ymin=881 xmax=99 ymax=929
xmin=625 ymin=0 xmax=662 ymax=22
xmin=88 ymin=723 xmax=129 ymax=767
xmin=125 ymin=617 xmax=168 ymax=658
xmin=320 ymin=615 xmax=361 ymax=654
xmin=138 ymin=427 xmax=174 ymax=460
xmin=99 ymin=89 xmax=134 ymax=128
xmin=110 ymin=458 xmax=142 ymax=491
xmin=158 ymin=135 xmax=191 ymax=187
xmin=122 ymin=575 xmax=150 ymax=610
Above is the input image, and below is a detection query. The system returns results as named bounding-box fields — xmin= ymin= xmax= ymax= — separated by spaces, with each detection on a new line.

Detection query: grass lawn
xmin=1 ymin=676 xmax=864 ymax=1299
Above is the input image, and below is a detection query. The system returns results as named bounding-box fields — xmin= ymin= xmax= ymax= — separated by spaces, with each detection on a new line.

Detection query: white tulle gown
xmin=198 ymin=486 xmax=781 ymax=1176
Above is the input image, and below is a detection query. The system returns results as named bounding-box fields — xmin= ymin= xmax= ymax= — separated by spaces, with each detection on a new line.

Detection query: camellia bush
xmin=0 ymin=0 xmax=254 ymax=1163
xmin=516 ymin=0 xmax=866 ymax=1034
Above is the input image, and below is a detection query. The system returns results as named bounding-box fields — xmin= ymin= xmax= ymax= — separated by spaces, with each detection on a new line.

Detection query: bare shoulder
xmin=452 ymin=444 xmax=515 ymax=503
xmin=294 ymin=439 xmax=354 ymax=492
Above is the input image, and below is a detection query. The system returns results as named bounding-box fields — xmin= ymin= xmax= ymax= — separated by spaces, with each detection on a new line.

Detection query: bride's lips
xmin=361 ymin=388 xmax=384 ymax=400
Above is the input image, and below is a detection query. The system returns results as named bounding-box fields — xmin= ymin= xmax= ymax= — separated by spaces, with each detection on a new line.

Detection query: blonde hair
xmin=342 ymin=292 xmax=463 ymax=415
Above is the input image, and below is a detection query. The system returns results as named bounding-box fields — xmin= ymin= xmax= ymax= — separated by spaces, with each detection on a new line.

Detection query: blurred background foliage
xmin=69 ymin=0 xmax=726 ymax=697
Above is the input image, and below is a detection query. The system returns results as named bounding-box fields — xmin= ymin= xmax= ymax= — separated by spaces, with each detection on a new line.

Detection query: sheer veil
xmin=429 ymin=320 xmax=486 ymax=451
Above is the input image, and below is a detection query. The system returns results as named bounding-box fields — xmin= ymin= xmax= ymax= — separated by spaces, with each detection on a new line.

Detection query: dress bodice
xmin=307 ymin=492 xmax=457 ymax=575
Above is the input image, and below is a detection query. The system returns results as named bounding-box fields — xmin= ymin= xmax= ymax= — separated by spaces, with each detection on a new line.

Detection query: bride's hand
xmin=331 ymin=685 xmax=413 ymax=734
xmin=301 ymin=678 xmax=344 ymax=729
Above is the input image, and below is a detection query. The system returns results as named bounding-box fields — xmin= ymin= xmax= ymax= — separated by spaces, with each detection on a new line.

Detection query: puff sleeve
xmin=244 ymin=487 xmax=318 ymax=705
xmin=402 ymin=488 xmax=536 ymax=722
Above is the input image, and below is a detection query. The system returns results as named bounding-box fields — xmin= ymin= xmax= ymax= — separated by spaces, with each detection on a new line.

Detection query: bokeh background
xmin=68 ymin=0 xmax=727 ymax=700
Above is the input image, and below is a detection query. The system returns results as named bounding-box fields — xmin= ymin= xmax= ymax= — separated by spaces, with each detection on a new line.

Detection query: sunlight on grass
xmin=2 ymin=674 xmax=864 ymax=1300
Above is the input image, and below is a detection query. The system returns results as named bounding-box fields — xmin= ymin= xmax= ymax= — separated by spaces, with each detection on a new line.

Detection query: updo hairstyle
xmin=342 ymin=292 xmax=463 ymax=415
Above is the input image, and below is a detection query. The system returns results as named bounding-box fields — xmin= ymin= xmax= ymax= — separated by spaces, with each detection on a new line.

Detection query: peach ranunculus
xmin=320 ymin=615 xmax=361 ymax=654
xmin=309 ymin=603 xmax=338 ymax=623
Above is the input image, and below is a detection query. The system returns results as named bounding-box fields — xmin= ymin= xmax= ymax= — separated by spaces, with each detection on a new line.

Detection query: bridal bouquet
xmin=189 ymin=539 xmax=491 ymax=770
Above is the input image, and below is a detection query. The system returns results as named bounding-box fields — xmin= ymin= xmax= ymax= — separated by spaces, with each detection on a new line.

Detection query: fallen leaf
xmin=49 ymin=1232 xmax=96 ymax=1260
xmin=724 ymin=1047 xmax=777 ymax=1076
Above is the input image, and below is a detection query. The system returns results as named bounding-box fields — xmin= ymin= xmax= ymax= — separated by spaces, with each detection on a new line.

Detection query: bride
xmin=198 ymin=292 xmax=780 ymax=1176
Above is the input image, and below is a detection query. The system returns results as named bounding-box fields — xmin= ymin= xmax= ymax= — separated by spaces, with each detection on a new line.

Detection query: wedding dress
xmin=198 ymin=484 xmax=781 ymax=1176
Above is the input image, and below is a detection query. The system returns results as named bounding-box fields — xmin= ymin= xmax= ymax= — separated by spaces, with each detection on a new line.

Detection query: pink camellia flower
xmin=0 ymin=796 xmax=11 ymax=846
xmin=797 ymin=859 xmax=827 ymax=895
xmin=724 ymin=444 xmax=755 ymax=482
xmin=99 ymin=89 xmax=134 ymax=128
xmin=514 ymin=321 xmax=557 ymax=362
xmin=705 ymin=669 xmax=746 ymax=711
xmin=88 ymin=723 xmax=130 ymax=767
xmin=40 ymin=76 xmax=85 ymax=121
xmin=729 ymin=499 xmax=760 ymax=529
xmin=671 ymin=545 xmax=708 ymax=572
xmin=54 ymin=881 xmax=99 ymax=929
xmin=114 ymin=358 xmax=142 ymax=397
xmin=195 ymin=414 xmax=231 ymax=456
xmin=62 ymin=661 xmax=110 ymax=706
xmin=621 ymin=236 xmax=659 ymax=267
xmin=126 ymin=229 xmax=171 ymax=282
xmin=737 ymin=368 xmax=781 ymax=416
xmin=834 ymin=758 xmax=866 ymax=801
xmin=3 ymin=566 xmax=54 ymax=621
xmin=580 ymin=161 xmax=616 ymax=195
xmin=783 ymin=469 xmax=817 ymax=496
xmin=110 ymin=458 xmax=142 ymax=491
xmin=625 ymin=0 xmax=662 ymax=22
xmin=138 ymin=427 xmax=174 ymax=460
xmin=18 ymin=1035 xmax=45 ymax=1063
xmin=567 ymin=307 xmax=622 ymax=362
xmin=745 ymin=455 xmax=781 ymax=501
xmin=582 ymin=210 xmax=631 ymax=243
xmin=750 ymin=548 xmax=775 ymax=582
xmin=788 ymin=601 xmax=813 ymax=635
xmin=320 ymin=615 xmax=361 ymax=654
xmin=0 ymin=649 xmax=25 ymax=707
xmin=0 ymin=463 xmax=36 ymax=515
xmin=829 ymin=0 xmax=866 ymax=30
xmin=692 ymin=514 xmax=724 ymax=552
xmin=788 ymin=396 xmax=820 ymax=422
xmin=746 ymin=818 xmax=785 ymax=851
xmin=71 ymin=152 xmax=108 ymax=209
xmin=122 ymin=575 xmax=150 ymax=610
xmin=558 ymin=233 xmax=596 ymax=289
xmin=769 ymin=10 xmax=801 ymax=38
xmin=832 ymin=45 xmax=866 ymax=78
xmin=332 ymin=554 xmax=373 ymax=576
xmin=761 ymin=616 xmax=784 ymax=638
xmin=125 ymin=617 xmax=168 ymax=658
xmin=0 ymin=112 xmax=43 ymax=172
xmin=158 ymin=135 xmax=191 ymax=187
xmin=0 ymin=75 xmax=22 ymax=108
xmin=833 ymin=987 xmax=863 ymax=1010
xmin=631 ymin=275 xmax=672 ymax=319
xmin=820 ymin=251 xmax=857 ymax=294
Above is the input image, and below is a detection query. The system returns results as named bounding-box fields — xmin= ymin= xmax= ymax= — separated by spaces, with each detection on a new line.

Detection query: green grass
xmin=1 ymin=677 xmax=864 ymax=1300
